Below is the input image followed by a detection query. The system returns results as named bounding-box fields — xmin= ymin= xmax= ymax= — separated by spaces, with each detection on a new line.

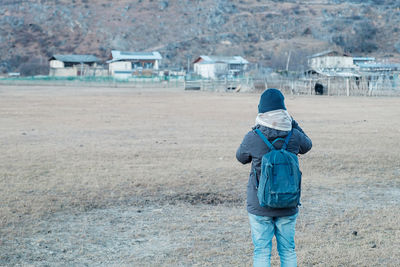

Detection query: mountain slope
xmin=1 ymin=0 xmax=400 ymax=75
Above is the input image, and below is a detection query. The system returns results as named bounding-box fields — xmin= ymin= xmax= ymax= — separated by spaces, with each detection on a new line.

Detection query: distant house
xmin=307 ymin=50 xmax=400 ymax=96
xmin=193 ymin=55 xmax=249 ymax=79
xmin=308 ymin=50 xmax=400 ymax=76
xmin=353 ymin=57 xmax=376 ymax=66
xmin=308 ymin=50 xmax=355 ymax=71
xmin=107 ymin=50 xmax=162 ymax=79
xmin=353 ymin=57 xmax=400 ymax=74
xmin=49 ymin=55 xmax=104 ymax=77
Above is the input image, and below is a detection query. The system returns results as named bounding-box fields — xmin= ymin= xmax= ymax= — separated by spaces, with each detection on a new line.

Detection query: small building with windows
xmin=306 ymin=51 xmax=400 ymax=96
xmin=193 ymin=55 xmax=249 ymax=80
xmin=308 ymin=50 xmax=355 ymax=71
xmin=49 ymin=54 xmax=103 ymax=77
xmin=107 ymin=50 xmax=162 ymax=79
xmin=308 ymin=50 xmax=400 ymax=77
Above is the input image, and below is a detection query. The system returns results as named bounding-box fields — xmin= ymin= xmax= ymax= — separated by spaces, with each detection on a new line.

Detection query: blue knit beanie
xmin=258 ymin=88 xmax=286 ymax=113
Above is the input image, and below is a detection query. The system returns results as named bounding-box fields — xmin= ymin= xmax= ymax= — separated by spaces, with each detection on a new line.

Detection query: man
xmin=236 ymin=88 xmax=312 ymax=267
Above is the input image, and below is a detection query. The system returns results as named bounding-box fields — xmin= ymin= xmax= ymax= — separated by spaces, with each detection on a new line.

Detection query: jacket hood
xmin=253 ymin=124 xmax=289 ymax=139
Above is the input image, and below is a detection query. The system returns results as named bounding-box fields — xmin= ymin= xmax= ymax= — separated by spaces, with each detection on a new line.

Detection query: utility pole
xmin=286 ymin=51 xmax=292 ymax=72
xmin=186 ymin=55 xmax=191 ymax=73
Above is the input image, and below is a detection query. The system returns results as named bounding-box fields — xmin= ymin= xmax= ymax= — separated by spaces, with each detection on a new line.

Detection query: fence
xmin=184 ymin=77 xmax=254 ymax=92
xmin=260 ymin=73 xmax=400 ymax=96
xmin=0 ymin=76 xmax=181 ymax=89
xmin=1 ymin=74 xmax=400 ymax=96
xmin=0 ymin=75 xmax=254 ymax=92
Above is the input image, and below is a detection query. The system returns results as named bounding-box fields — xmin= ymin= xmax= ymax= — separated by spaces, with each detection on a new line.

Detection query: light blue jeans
xmin=248 ymin=212 xmax=298 ymax=267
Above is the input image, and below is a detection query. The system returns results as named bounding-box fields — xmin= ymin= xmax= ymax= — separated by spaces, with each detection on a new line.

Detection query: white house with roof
xmin=307 ymin=50 xmax=400 ymax=96
xmin=308 ymin=50 xmax=356 ymax=71
xmin=308 ymin=50 xmax=400 ymax=77
xmin=193 ymin=55 xmax=249 ymax=79
xmin=107 ymin=50 xmax=162 ymax=78
xmin=49 ymin=54 xmax=103 ymax=77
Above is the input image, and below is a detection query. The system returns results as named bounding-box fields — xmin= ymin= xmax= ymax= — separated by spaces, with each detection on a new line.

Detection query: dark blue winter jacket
xmin=236 ymin=120 xmax=312 ymax=217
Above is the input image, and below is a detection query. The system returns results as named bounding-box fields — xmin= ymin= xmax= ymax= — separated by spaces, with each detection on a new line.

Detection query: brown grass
xmin=0 ymin=85 xmax=399 ymax=266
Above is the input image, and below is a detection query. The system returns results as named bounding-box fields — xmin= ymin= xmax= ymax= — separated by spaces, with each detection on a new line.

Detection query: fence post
xmin=291 ymin=79 xmax=294 ymax=95
xmin=264 ymin=78 xmax=268 ymax=90
xmin=327 ymin=78 xmax=330 ymax=96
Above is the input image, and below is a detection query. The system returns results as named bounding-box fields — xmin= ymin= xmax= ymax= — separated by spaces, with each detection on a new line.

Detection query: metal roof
xmin=353 ymin=57 xmax=375 ymax=61
xmin=108 ymin=50 xmax=162 ymax=62
xmin=50 ymin=55 xmax=100 ymax=63
xmin=357 ymin=63 xmax=400 ymax=69
xmin=195 ymin=55 xmax=249 ymax=64
xmin=309 ymin=50 xmax=350 ymax=58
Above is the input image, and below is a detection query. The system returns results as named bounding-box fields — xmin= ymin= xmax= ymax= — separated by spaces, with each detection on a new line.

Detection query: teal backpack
xmin=254 ymin=129 xmax=301 ymax=208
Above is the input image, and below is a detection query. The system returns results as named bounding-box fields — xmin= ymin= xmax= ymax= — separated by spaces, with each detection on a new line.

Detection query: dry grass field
xmin=0 ymin=84 xmax=399 ymax=266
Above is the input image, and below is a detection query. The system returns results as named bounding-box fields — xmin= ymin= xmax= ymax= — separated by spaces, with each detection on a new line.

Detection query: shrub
xmin=19 ymin=57 xmax=49 ymax=76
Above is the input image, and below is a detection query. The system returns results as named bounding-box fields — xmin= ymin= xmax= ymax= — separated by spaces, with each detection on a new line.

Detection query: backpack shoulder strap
xmin=272 ymin=138 xmax=285 ymax=145
xmin=282 ymin=129 xmax=293 ymax=150
xmin=254 ymin=129 xmax=274 ymax=150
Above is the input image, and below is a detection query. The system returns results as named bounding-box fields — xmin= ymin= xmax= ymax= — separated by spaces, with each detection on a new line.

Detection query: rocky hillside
xmin=1 ymin=0 xmax=400 ymax=75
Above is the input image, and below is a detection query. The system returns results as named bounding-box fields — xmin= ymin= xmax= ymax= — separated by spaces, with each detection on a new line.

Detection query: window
xmin=229 ymin=64 xmax=242 ymax=70
xmin=143 ymin=62 xmax=154 ymax=69
xmin=132 ymin=62 xmax=141 ymax=69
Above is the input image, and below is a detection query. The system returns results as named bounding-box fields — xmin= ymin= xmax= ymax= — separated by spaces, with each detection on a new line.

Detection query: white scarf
xmin=255 ymin=109 xmax=292 ymax=131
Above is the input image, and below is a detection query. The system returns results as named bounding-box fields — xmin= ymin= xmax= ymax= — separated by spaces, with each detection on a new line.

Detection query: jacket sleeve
xmin=236 ymin=132 xmax=252 ymax=164
xmin=292 ymin=119 xmax=305 ymax=134
xmin=292 ymin=119 xmax=312 ymax=154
